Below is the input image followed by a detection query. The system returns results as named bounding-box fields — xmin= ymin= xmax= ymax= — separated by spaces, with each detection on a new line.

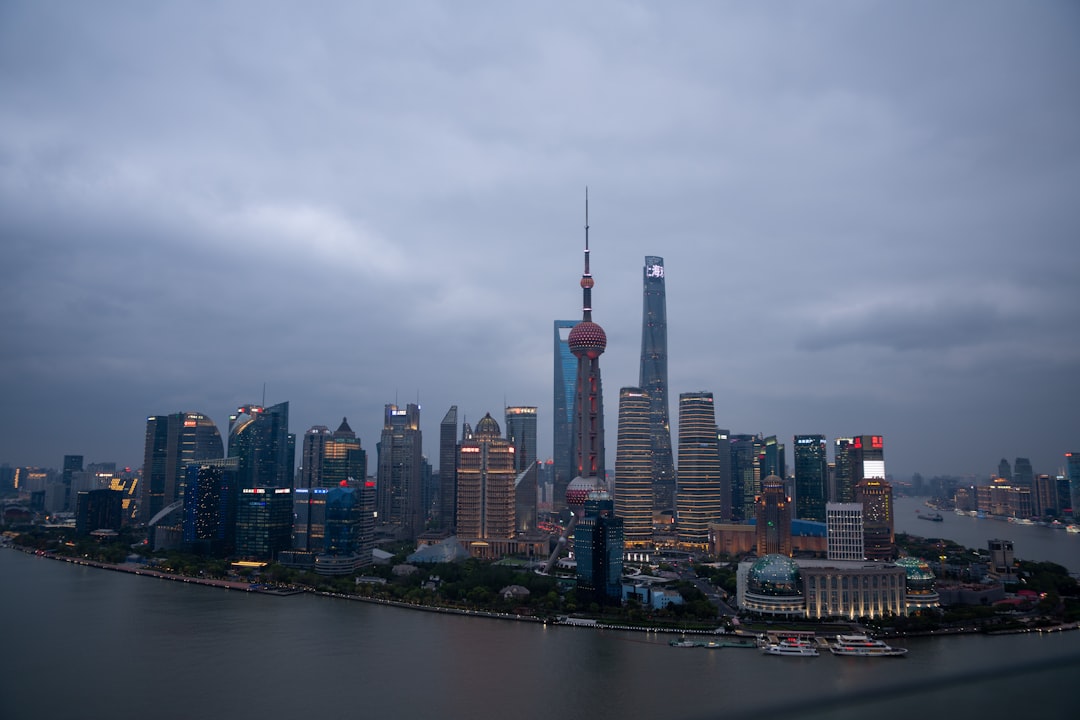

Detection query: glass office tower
xmin=552 ymin=319 xmax=577 ymax=513
xmin=142 ymin=412 xmax=225 ymax=523
xmin=639 ymin=256 xmax=676 ymax=515
xmin=794 ymin=434 xmax=828 ymax=521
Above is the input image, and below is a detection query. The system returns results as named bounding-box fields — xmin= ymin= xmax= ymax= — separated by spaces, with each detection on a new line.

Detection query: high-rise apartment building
xmin=730 ymin=433 xmax=762 ymax=522
xmin=235 ymin=486 xmax=293 ymax=560
xmin=574 ymin=493 xmax=624 ymax=602
xmin=794 ymin=435 xmax=828 ymax=521
xmin=505 ymin=406 xmax=538 ymax=474
xmin=856 ymin=478 xmax=894 ymax=561
xmin=62 ymin=454 xmax=83 ymax=512
xmin=515 ymin=461 xmax=540 ymax=533
xmin=75 ymin=488 xmax=123 ymax=535
xmin=455 ymin=413 xmax=516 ymax=555
xmin=1032 ymin=474 xmax=1059 ymax=518
xmin=1013 ymin=457 xmax=1034 ymax=489
xmin=755 ymin=476 xmax=791 ymax=557
xmin=142 ymin=412 xmax=225 ymax=523
xmin=832 ymin=437 xmax=855 ymax=503
xmin=182 ymin=457 xmax=238 ymax=555
xmin=716 ymin=428 xmax=732 ymax=522
xmin=639 ymin=256 xmax=676 ymax=515
xmin=552 ymin=320 xmax=577 ymax=513
xmin=676 ymin=392 xmax=723 ymax=548
xmin=761 ymin=436 xmax=784 ymax=480
xmin=614 ymin=387 xmax=653 ymax=547
xmin=438 ymin=406 xmax=459 ymax=530
xmin=1067 ymin=452 xmax=1080 ymax=518
xmin=826 ymin=502 xmax=865 ymax=561
xmin=301 ymin=419 xmax=366 ymax=490
xmin=323 ymin=418 xmax=366 ymax=487
xmin=228 ymin=402 xmax=294 ymax=489
xmin=850 ymin=435 xmax=885 ymax=485
xmin=376 ymin=403 xmax=423 ymax=539
xmin=292 ymin=486 xmax=328 ymax=552
xmin=324 ymin=482 xmax=368 ymax=560
xmin=299 ymin=426 xmax=331 ymax=488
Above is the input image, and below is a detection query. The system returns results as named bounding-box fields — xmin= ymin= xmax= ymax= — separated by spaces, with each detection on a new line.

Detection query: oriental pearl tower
xmin=544 ymin=191 xmax=607 ymax=574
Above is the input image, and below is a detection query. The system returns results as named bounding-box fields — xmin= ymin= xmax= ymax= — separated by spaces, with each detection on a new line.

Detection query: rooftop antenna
xmin=262 ymin=382 xmax=266 ymax=407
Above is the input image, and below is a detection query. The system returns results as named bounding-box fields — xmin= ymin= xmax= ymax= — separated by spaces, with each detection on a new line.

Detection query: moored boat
xmin=760 ymin=637 xmax=819 ymax=657
xmin=669 ymin=636 xmax=699 ymax=648
xmin=829 ymin=633 xmax=907 ymax=657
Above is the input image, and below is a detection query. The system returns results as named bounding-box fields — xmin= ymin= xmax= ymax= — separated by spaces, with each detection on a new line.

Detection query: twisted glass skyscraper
xmin=640 ymin=256 xmax=676 ymax=515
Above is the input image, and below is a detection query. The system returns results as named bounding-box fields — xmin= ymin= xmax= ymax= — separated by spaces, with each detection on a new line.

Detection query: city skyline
xmin=2 ymin=2 xmax=1077 ymax=479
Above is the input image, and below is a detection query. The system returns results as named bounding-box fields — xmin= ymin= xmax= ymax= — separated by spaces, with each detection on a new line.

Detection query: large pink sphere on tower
xmin=567 ymin=321 xmax=607 ymax=358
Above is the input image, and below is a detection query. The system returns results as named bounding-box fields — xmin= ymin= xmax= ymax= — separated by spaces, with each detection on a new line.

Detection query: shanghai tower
xmin=640 ymin=256 xmax=676 ymax=515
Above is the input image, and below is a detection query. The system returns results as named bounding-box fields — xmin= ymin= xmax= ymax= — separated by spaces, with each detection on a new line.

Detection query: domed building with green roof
xmin=739 ymin=554 xmax=806 ymax=617
xmin=895 ymin=556 xmax=941 ymax=611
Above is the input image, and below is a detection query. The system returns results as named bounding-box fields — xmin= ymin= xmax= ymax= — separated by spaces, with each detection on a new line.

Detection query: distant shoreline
xmin=7 ymin=544 xmax=1077 ymax=641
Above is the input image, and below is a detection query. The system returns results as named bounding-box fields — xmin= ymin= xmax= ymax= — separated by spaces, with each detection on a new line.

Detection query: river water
xmin=892 ymin=495 xmax=1080 ymax=573
xmin=1 ymin=549 xmax=1076 ymax=720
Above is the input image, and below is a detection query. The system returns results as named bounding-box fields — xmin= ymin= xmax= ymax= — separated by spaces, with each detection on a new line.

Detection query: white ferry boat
xmin=760 ymin=638 xmax=819 ymax=657
xmin=829 ymin=633 xmax=908 ymax=657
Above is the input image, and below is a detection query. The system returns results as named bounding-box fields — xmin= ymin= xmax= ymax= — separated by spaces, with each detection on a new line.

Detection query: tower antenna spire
xmin=581 ymin=187 xmax=594 ymax=322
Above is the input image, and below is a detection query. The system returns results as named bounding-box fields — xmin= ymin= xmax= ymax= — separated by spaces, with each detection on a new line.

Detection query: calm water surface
xmin=2 ymin=549 xmax=1077 ymax=720
xmin=893 ymin=495 xmax=1080 ymax=573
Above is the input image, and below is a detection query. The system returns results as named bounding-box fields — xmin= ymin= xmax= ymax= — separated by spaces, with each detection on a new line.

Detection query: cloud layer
xmin=1 ymin=1 xmax=1078 ymax=479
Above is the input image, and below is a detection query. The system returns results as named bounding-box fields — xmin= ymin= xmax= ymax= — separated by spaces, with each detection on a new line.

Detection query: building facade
xmin=235 ymin=486 xmax=293 ymax=560
xmin=438 ymin=405 xmax=459 ymax=530
xmin=794 ymin=434 xmax=828 ymax=521
xmin=826 ymin=502 xmax=864 ymax=561
xmin=228 ymin=403 xmax=294 ymax=490
xmin=141 ymin=412 xmax=224 ymax=523
xmin=182 ymin=458 xmax=238 ymax=554
xmin=504 ymin=406 xmax=537 ymax=475
xmin=755 ymin=476 xmax=792 ymax=557
xmin=639 ymin=256 xmax=677 ymax=516
xmin=856 ymin=478 xmax=895 ymax=561
xmin=455 ymin=413 xmax=517 ymax=557
xmin=832 ymin=437 xmax=855 ymax=503
xmin=552 ymin=320 xmax=578 ymax=513
xmin=676 ymin=392 xmax=724 ymax=548
xmin=574 ymin=493 xmax=624 ymax=602
xmin=614 ymin=387 xmax=653 ymax=547
xmin=376 ymin=403 xmax=423 ymax=539
xmin=1067 ymin=452 xmax=1080 ymax=518
xmin=730 ymin=433 xmax=762 ymax=522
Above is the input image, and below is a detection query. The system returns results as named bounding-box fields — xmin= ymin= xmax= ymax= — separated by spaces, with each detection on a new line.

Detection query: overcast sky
xmin=1 ymin=1 xmax=1077 ymax=481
